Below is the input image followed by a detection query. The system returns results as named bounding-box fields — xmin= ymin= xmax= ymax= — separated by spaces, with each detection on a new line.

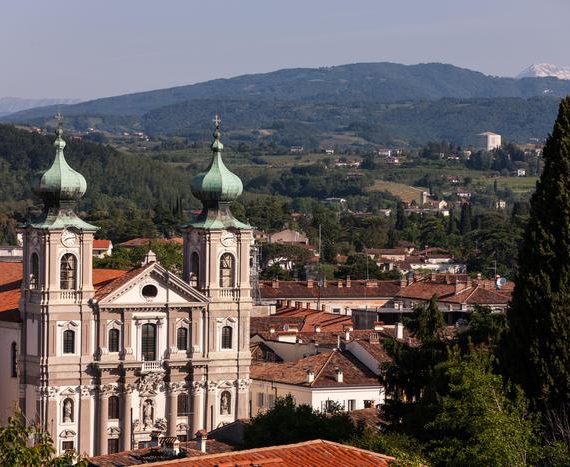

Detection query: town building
xmin=0 ymin=120 xmax=253 ymax=456
xmin=476 ymin=131 xmax=502 ymax=151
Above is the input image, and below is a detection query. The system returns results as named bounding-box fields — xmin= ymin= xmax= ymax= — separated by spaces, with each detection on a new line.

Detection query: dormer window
xmin=60 ymin=254 xmax=77 ymax=290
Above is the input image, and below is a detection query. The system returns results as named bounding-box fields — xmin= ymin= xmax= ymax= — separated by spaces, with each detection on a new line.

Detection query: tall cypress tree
xmin=504 ymin=97 xmax=570 ymax=411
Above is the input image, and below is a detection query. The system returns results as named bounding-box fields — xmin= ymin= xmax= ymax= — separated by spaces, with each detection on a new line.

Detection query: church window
xmin=62 ymin=398 xmax=74 ymax=423
xmin=60 ymin=254 xmax=77 ymax=290
xmin=63 ymin=330 xmax=75 ymax=354
xmin=219 ymin=253 xmax=235 ymax=288
xmin=62 ymin=441 xmax=74 ymax=452
xmin=141 ymin=323 xmax=157 ymax=361
xmin=190 ymin=252 xmax=200 ymax=287
xmin=10 ymin=342 xmax=17 ymax=378
xmin=177 ymin=393 xmax=189 ymax=416
xmin=108 ymin=329 xmax=120 ymax=353
xmin=221 ymin=326 xmax=232 ymax=349
xmin=177 ymin=327 xmax=188 ymax=351
xmin=30 ymin=253 xmax=39 ymax=289
xmin=141 ymin=284 xmax=158 ymax=299
xmin=108 ymin=396 xmax=120 ymax=419
xmin=107 ymin=438 xmax=119 ymax=454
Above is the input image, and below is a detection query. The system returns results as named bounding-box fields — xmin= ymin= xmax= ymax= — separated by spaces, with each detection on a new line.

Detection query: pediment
xmin=97 ymin=263 xmax=209 ymax=308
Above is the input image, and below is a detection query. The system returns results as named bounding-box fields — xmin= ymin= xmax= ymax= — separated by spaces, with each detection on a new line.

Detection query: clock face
xmin=221 ymin=231 xmax=236 ymax=247
xmin=61 ymin=230 xmax=77 ymax=248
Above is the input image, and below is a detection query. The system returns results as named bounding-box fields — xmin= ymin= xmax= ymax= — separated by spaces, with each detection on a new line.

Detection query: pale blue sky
xmin=2 ymin=0 xmax=568 ymax=99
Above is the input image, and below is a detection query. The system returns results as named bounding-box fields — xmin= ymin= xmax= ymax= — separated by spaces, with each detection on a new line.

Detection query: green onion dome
xmin=191 ymin=127 xmax=243 ymax=206
xmin=34 ymin=128 xmax=87 ymax=207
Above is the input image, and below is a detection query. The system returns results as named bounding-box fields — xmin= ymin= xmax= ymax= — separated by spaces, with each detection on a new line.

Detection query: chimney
xmin=271 ymin=279 xmax=279 ymax=289
xmin=307 ymin=279 xmax=314 ymax=288
xmin=476 ymin=273 xmax=482 ymax=281
xmin=337 ymin=280 xmax=343 ymax=288
xmin=374 ymin=321 xmax=384 ymax=331
xmin=430 ymin=272 xmax=437 ymax=282
xmin=369 ymin=332 xmax=380 ymax=344
xmin=335 ymin=367 xmax=344 ymax=383
xmin=306 ymin=369 xmax=315 ymax=383
xmin=346 ymin=275 xmax=351 ymax=288
xmin=366 ymin=279 xmax=377 ymax=288
xmin=269 ymin=326 xmax=276 ymax=334
xmin=195 ymin=429 xmax=208 ymax=453
xmin=396 ymin=322 xmax=404 ymax=340
xmin=314 ymin=325 xmax=321 ymax=333
xmin=322 ymin=279 xmax=327 ymax=288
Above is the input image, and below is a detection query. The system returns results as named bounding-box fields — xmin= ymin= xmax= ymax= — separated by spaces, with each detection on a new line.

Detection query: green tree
xmin=503 ymin=97 xmax=570 ymax=412
xmin=0 ymin=409 xmax=83 ymax=466
xmin=428 ymin=350 xmax=540 ymax=466
xmin=242 ymin=395 xmax=356 ymax=449
xmin=395 ymin=202 xmax=407 ymax=231
xmin=459 ymin=203 xmax=472 ymax=235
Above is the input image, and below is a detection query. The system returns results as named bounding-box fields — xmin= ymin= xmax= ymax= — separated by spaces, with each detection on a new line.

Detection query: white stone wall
xmin=0 ymin=322 xmax=20 ymax=423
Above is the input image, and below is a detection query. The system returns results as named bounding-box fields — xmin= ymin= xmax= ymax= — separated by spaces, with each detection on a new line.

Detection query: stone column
xmin=167 ymin=384 xmax=178 ymax=437
xmin=206 ymin=382 xmax=217 ymax=431
xmin=236 ymin=379 xmax=250 ymax=420
xmin=97 ymin=389 xmax=109 ymax=455
xmin=191 ymin=383 xmax=204 ymax=434
xmin=120 ymin=385 xmax=133 ymax=451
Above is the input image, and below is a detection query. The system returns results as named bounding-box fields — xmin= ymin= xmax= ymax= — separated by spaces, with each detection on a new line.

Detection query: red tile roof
xmin=117 ymin=237 xmax=183 ymax=248
xmin=93 ymin=239 xmax=112 ymax=249
xmin=93 ymin=263 xmax=152 ymax=301
xmin=251 ymin=349 xmax=380 ymax=388
xmin=252 ymin=307 xmax=353 ymax=334
xmin=146 ymin=439 xmax=393 ymax=466
xmin=260 ymin=280 xmax=401 ymax=300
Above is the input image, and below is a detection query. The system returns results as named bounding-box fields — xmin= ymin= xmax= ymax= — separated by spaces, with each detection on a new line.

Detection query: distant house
xmin=384 ymin=156 xmax=400 ymax=165
xmin=496 ymin=200 xmax=507 ymax=209
xmin=92 ymin=239 xmax=113 ymax=258
xmin=269 ymin=229 xmax=309 ymax=245
xmin=289 ymin=146 xmax=304 ymax=154
xmin=515 ymin=168 xmax=527 ymax=177
xmin=476 ymin=131 xmax=502 ymax=151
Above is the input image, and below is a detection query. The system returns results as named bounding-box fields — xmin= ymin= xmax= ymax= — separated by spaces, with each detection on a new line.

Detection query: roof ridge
xmin=311 ymin=350 xmax=336 ymax=387
xmin=462 ymin=284 xmax=478 ymax=302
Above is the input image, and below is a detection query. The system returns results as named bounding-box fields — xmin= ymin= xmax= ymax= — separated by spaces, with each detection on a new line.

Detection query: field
xmin=368 ymin=180 xmax=426 ymax=204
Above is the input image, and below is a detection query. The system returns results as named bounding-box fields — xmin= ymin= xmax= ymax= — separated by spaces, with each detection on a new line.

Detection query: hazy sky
xmin=2 ymin=0 xmax=569 ymax=100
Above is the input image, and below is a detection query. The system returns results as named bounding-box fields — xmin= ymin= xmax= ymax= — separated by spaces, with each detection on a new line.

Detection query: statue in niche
xmin=143 ymin=399 xmax=154 ymax=429
xmin=63 ymin=399 xmax=73 ymax=423
xmin=220 ymin=391 xmax=231 ymax=415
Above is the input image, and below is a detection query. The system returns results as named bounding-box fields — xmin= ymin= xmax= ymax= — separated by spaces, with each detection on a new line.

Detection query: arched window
xmin=141 ymin=323 xmax=156 ymax=361
xmin=177 ymin=327 xmax=188 ymax=351
xmin=220 ymin=391 xmax=231 ymax=415
xmin=177 ymin=393 xmax=189 ymax=416
xmin=30 ymin=253 xmax=39 ymax=289
xmin=219 ymin=253 xmax=235 ymax=288
xmin=190 ymin=252 xmax=200 ymax=287
xmin=63 ymin=330 xmax=75 ymax=354
xmin=60 ymin=254 xmax=77 ymax=290
xmin=10 ymin=342 xmax=17 ymax=378
xmin=108 ymin=328 xmax=120 ymax=353
xmin=108 ymin=396 xmax=120 ymax=419
xmin=221 ymin=326 xmax=232 ymax=349
xmin=62 ymin=398 xmax=74 ymax=423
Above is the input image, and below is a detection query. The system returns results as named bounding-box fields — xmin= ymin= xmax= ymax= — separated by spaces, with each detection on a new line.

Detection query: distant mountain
xmin=5 ymin=62 xmax=570 ymax=122
xmin=517 ymin=64 xmax=570 ymax=80
xmin=0 ymin=97 xmax=81 ymax=117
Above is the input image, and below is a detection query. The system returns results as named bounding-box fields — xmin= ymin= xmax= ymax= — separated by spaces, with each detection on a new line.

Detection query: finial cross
xmin=213 ymin=114 xmax=221 ymax=129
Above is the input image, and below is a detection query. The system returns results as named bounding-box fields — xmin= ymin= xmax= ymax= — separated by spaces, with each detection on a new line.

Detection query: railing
xmin=141 ymin=360 xmax=163 ymax=373
xmin=219 ymin=288 xmax=240 ymax=300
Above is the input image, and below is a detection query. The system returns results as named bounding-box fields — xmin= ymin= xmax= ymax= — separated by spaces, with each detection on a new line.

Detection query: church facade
xmin=1 ymin=121 xmax=252 ymax=456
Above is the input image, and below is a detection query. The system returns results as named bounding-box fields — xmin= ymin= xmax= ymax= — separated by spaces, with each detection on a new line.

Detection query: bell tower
xmin=182 ymin=116 xmax=253 ymax=430
xmin=20 ymin=121 xmax=98 ymax=454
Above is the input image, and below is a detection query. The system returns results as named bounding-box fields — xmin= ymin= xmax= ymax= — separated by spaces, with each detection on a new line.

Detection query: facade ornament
xmin=236 ymin=379 xmax=251 ymax=391
xmin=176 ymin=423 xmax=189 ymax=432
xmin=80 ymin=385 xmax=94 ymax=398
xmin=122 ymin=382 xmax=136 ymax=394
xmin=154 ymin=418 xmax=167 ymax=431
xmin=107 ymin=426 xmax=121 ymax=436
xmin=191 ymin=381 xmax=205 ymax=395
xmin=138 ymin=373 xmax=163 ymax=396
xmin=63 ymin=399 xmax=73 ymax=423
xmin=100 ymin=384 xmax=118 ymax=396
xmin=207 ymin=381 xmax=219 ymax=392
xmin=133 ymin=419 xmax=141 ymax=432
xmin=167 ymin=381 xmax=186 ymax=393
xmin=143 ymin=399 xmax=154 ymax=429
xmin=59 ymin=429 xmax=76 ymax=439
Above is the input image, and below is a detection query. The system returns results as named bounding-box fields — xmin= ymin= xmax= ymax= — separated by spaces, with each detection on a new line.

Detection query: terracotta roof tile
xmin=93 ymin=263 xmax=152 ymax=301
xmin=146 ymin=439 xmax=394 ymax=467
xmin=251 ymin=349 xmax=379 ymax=388
xmin=93 ymin=239 xmax=112 ymax=249
xmin=260 ymin=280 xmax=401 ymax=300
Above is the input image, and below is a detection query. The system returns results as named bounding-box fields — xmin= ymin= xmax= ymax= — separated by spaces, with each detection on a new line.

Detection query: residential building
xmin=476 ymin=131 xmax=502 ymax=151
xmin=268 ymin=229 xmax=309 ymax=245
xmin=93 ymin=239 xmax=113 ymax=258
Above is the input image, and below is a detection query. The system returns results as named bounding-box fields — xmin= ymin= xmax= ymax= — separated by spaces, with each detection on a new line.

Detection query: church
xmin=0 ymin=119 xmax=253 ymax=456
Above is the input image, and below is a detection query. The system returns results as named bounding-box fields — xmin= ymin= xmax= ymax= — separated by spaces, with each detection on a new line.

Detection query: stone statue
xmin=220 ymin=392 xmax=230 ymax=415
xmin=143 ymin=400 xmax=153 ymax=428
xmin=63 ymin=399 xmax=73 ymax=423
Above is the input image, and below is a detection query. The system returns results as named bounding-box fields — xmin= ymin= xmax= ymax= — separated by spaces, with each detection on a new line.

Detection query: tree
xmin=242 ymin=395 xmax=356 ymax=449
xmin=503 ymin=97 xmax=570 ymax=412
xmin=0 ymin=409 xmax=83 ymax=466
xmin=459 ymin=203 xmax=472 ymax=235
xmin=427 ymin=350 xmax=540 ymax=466
xmin=395 ymin=202 xmax=407 ymax=231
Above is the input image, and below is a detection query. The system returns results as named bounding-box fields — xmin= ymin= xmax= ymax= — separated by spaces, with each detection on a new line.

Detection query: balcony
xmin=141 ymin=359 xmax=163 ymax=374
xmin=219 ymin=288 xmax=240 ymax=301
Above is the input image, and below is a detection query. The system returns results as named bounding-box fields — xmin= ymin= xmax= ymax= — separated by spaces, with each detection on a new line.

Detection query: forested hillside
xmin=2 ymin=62 xmax=568 ymax=146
